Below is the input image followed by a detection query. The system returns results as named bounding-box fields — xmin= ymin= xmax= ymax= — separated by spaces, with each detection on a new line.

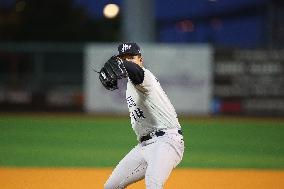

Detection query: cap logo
xmin=121 ymin=44 xmax=132 ymax=53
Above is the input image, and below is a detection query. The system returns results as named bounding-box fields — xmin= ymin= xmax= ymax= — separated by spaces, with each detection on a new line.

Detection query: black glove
xmin=99 ymin=56 xmax=127 ymax=91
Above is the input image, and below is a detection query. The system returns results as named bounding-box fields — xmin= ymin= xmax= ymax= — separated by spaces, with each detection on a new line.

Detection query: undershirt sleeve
xmin=124 ymin=61 xmax=145 ymax=85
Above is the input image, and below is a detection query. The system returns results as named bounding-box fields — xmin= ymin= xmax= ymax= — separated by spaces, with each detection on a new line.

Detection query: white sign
xmin=84 ymin=44 xmax=212 ymax=115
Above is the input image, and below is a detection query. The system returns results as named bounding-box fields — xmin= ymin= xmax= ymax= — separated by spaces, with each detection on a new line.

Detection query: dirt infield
xmin=0 ymin=168 xmax=283 ymax=189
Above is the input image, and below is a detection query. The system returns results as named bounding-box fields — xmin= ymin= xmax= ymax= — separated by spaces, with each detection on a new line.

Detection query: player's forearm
xmin=124 ymin=61 xmax=144 ymax=85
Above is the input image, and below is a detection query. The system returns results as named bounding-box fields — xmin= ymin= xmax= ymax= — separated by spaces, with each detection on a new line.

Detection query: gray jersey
xmin=126 ymin=68 xmax=181 ymax=140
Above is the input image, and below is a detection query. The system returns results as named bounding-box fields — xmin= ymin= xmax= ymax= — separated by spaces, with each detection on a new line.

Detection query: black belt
xmin=140 ymin=129 xmax=183 ymax=143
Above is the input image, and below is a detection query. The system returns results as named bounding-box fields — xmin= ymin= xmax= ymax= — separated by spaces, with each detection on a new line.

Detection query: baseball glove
xmin=99 ymin=56 xmax=127 ymax=91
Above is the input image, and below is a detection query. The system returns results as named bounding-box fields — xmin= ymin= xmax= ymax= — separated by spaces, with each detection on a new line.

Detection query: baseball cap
xmin=117 ymin=42 xmax=141 ymax=56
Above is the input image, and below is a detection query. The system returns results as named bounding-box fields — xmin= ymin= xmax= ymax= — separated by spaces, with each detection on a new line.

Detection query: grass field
xmin=0 ymin=113 xmax=283 ymax=169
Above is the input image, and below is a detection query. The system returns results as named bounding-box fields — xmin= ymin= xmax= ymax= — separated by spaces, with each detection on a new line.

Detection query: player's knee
xmin=104 ymin=180 xmax=124 ymax=189
xmin=145 ymin=176 xmax=163 ymax=189
xmin=104 ymin=182 xmax=114 ymax=189
xmin=104 ymin=181 xmax=116 ymax=189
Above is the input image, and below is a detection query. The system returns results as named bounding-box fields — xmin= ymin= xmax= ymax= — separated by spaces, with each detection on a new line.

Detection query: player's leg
xmin=144 ymin=133 xmax=184 ymax=189
xmin=104 ymin=144 xmax=147 ymax=189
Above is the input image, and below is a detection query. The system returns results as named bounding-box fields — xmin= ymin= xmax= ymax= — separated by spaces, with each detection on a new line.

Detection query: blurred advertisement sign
xmin=0 ymin=90 xmax=32 ymax=104
xmin=84 ymin=44 xmax=213 ymax=115
xmin=213 ymin=49 xmax=284 ymax=116
xmin=0 ymin=89 xmax=82 ymax=111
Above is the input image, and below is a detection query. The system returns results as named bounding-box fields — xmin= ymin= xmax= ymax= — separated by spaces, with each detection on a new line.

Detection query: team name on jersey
xmin=126 ymin=96 xmax=146 ymax=122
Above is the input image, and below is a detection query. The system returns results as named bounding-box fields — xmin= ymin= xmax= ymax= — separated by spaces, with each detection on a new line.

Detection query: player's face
xmin=120 ymin=55 xmax=143 ymax=67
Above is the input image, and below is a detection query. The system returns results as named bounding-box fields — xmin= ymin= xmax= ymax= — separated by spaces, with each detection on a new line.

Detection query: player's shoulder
xmin=131 ymin=68 xmax=157 ymax=93
xmin=143 ymin=68 xmax=155 ymax=79
xmin=143 ymin=68 xmax=160 ymax=83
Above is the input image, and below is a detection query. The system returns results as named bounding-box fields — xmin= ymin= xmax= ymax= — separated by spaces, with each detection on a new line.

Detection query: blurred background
xmin=0 ymin=1 xmax=284 ymax=189
xmin=0 ymin=0 xmax=283 ymax=115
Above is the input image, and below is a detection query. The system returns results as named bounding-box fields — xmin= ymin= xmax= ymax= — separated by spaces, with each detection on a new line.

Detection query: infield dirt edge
xmin=0 ymin=168 xmax=283 ymax=189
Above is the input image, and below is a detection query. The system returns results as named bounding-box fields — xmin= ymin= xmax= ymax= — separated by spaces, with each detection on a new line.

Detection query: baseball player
xmin=98 ymin=42 xmax=184 ymax=189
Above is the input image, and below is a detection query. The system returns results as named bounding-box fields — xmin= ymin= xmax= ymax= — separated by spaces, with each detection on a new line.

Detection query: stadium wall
xmin=84 ymin=44 xmax=213 ymax=115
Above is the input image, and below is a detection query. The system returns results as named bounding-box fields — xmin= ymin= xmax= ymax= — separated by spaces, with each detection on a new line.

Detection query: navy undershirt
xmin=123 ymin=61 xmax=144 ymax=85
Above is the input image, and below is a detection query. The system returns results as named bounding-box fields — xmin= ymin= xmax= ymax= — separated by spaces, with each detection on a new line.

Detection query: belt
xmin=140 ymin=129 xmax=183 ymax=143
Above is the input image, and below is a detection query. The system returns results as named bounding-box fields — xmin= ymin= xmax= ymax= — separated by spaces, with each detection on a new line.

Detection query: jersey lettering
xmin=126 ymin=96 xmax=136 ymax=108
xmin=126 ymin=69 xmax=180 ymax=138
xmin=130 ymin=107 xmax=146 ymax=123
xmin=131 ymin=112 xmax=137 ymax=122
xmin=127 ymin=95 xmax=146 ymax=122
xmin=134 ymin=108 xmax=146 ymax=119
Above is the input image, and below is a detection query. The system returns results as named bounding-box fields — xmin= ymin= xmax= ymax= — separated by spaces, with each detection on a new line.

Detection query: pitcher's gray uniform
xmin=104 ymin=43 xmax=184 ymax=189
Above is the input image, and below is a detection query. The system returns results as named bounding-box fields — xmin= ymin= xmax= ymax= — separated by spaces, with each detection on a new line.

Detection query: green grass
xmin=0 ymin=114 xmax=284 ymax=169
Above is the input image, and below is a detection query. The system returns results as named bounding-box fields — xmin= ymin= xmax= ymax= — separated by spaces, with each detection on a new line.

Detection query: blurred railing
xmin=0 ymin=43 xmax=84 ymax=111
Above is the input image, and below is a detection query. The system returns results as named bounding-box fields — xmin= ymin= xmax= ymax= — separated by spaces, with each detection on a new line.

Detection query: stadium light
xmin=103 ymin=4 xmax=120 ymax=19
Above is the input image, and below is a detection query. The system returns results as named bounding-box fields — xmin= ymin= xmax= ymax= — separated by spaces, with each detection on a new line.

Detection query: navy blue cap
xmin=117 ymin=42 xmax=141 ymax=56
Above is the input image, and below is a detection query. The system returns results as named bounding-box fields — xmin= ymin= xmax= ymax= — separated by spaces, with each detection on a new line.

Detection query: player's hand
xmin=99 ymin=56 xmax=127 ymax=91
